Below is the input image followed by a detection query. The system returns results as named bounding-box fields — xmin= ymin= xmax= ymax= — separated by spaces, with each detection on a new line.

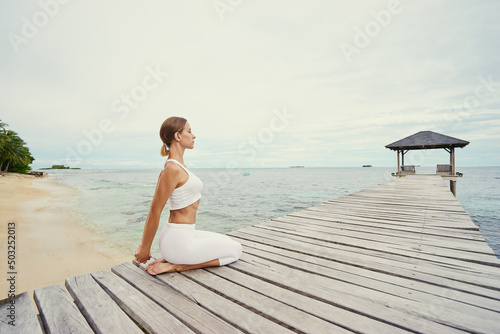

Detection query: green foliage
xmin=9 ymin=162 xmax=33 ymax=174
xmin=50 ymin=164 xmax=69 ymax=169
xmin=0 ymin=119 xmax=35 ymax=173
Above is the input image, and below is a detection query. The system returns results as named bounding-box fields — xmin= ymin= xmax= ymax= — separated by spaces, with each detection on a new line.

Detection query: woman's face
xmin=178 ymin=122 xmax=196 ymax=149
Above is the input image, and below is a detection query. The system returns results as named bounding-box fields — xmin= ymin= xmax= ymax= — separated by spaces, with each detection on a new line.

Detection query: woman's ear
xmin=174 ymin=132 xmax=180 ymax=141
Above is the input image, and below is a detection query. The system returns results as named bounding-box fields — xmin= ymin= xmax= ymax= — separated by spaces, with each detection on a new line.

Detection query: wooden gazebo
xmin=385 ymin=131 xmax=469 ymax=196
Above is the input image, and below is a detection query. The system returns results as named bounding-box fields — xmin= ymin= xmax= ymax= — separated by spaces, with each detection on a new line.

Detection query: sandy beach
xmin=0 ymin=172 xmax=131 ymax=301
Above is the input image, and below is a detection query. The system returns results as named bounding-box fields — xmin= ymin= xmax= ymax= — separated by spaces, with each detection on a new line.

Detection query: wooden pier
xmin=2 ymin=175 xmax=500 ymax=333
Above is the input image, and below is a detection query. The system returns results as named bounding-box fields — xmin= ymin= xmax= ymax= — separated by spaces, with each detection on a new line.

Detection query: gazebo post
xmin=450 ymin=147 xmax=455 ymax=174
xmin=397 ymin=150 xmax=400 ymax=174
xmin=450 ymin=147 xmax=456 ymax=197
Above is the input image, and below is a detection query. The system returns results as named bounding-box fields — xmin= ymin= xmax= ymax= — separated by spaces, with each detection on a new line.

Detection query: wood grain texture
xmin=0 ymin=292 xmax=43 ymax=334
xmin=65 ymin=273 xmax=143 ymax=334
xmin=144 ymin=264 xmax=296 ymax=334
xmin=34 ymin=284 xmax=93 ymax=334
xmin=91 ymin=269 xmax=193 ymax=334
xmin=112 ymin=262 xmax=242 ymax=334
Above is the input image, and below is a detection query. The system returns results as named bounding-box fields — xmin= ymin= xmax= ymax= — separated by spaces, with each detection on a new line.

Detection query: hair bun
xmin=160 ymin=142 xmax=169 ymax=157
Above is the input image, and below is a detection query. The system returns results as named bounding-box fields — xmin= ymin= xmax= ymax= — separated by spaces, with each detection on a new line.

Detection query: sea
xmin=44 ymin=166 xmax=500 ymax=258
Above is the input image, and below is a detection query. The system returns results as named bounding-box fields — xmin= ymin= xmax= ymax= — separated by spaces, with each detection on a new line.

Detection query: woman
xmin=134 ymin=116 xmax=242 ymax=275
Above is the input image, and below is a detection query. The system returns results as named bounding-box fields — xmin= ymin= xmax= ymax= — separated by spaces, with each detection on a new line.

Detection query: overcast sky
xmin=1 ymin=0 xmax=499 ymax=169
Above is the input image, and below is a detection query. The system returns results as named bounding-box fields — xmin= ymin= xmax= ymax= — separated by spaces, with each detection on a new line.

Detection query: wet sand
xmin=0 ymin=172 xmax=131 ymax=300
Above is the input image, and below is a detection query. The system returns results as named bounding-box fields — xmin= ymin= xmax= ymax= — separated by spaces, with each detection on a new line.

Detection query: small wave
xmin=122 ymin=211 xmax=137 ymax=216
xmin=272 ymin=208 xmax=288 ymax=213
xmin=127 ymin=216 xmax=146 ymax=224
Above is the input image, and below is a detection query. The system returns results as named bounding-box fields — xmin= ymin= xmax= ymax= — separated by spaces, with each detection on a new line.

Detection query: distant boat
xmin=362 ymin=165 xmax=372 ymax=167
xmin=289 ymin=165 xmax=305 ymax=168
xmin=242 ymin=172 xmax=250 ymax=176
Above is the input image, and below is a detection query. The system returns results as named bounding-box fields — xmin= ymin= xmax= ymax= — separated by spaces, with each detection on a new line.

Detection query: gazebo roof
xmin=385 ymin=131 xmax=469 ymax=150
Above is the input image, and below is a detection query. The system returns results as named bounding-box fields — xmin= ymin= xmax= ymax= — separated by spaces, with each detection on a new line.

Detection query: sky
xmin=1 ymin=0 xmax=499 ymax=169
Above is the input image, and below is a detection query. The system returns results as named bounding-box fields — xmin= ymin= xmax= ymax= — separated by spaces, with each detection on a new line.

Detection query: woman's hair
xmin=159 ymin=116 xmax=187 ymax=157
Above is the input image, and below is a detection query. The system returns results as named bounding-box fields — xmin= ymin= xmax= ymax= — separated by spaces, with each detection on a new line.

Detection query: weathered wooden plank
xmin=271 ymin=216 xmax=492 ymax=256
xmin=228 ymin=230 xmax=500 ymax=296
xmin=182 ymin=266 xmax=351 ymax=333
xmin=65 ymin=273 xmax=143 ymax=334
xmin=306 ymin=204 xmax=481 ymax=232
xmin=234 ymin=225 xmax=500 ymax=281
xmin=302 ymin=200 xmax=481 ymax=226
xmin=0 ymin=292 xmax=43 ymax=334
xmin=202 ymin=266 xmax=411 ymax=333
xmin=323 ymin=200 xmax=469 ymax=216
xmin=230 ymin=255 xmax=461 ymax=333
xmin=91 ymin=269 xmax=193 ymax=334
xmin=298 ymin=207 xmax=484 ymax=237
xmin=34 ymin=284 xmax=94 ymax=334
xmin=306 ymin=213 xmax=475 ymax=232
xmin=236 ymin=238 xmax=500 ymax=311
xmin=311 ymin=200 xmax=468 ymax=218
xmin=254 ymin=221 xmax=500 ymax=265
xmin=327 ymin=194 xmax=466 ymax=209
xmin=261 ymin=217 xmax=494 ymax=256
xmin=329 ymin=189 xmax=462 ymax=203
xmin=139 ymin=264 xmax=296 ymax=333
xmin=325 ymin=181 xmax=465 ymax=206
xmin=275 ymin=214 xmax=488 ymax=246
xmin=288 ymin=213 xmax=486 ymax=250
xmin=112 ymin=262 xmax=242 ymax=333
xmin=235 ymin=225 xmax=500 ymax=287
xmin=329 ymin=200 xmax=468 ymax=216
xmin=232 ymin=252 xmax=500 ymax=332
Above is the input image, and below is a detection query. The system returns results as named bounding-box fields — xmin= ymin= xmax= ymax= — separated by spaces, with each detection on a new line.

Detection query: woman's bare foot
xmin=146 ymin=262 xmax=179 ymax=275
xmin=145 ymin=258 xmax=220 ymax=275
xmin=144 ymin=257 xmax=166 ymax=271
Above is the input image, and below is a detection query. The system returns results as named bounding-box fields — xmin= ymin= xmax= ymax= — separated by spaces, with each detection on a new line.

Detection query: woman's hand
xmin=134 ymin=243 xmax=152 ymax=264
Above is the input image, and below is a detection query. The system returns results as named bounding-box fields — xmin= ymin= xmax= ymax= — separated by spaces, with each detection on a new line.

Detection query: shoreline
xmin=0 ymin=173 xmax=131 ymax=300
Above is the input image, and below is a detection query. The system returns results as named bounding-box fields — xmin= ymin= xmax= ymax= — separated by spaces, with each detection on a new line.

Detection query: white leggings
xmin=159 ymin=222 xmax=242 ymax=266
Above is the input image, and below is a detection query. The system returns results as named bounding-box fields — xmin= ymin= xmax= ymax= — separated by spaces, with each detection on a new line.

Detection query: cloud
xmin=1 ymin=0 xmax=499 ymax=168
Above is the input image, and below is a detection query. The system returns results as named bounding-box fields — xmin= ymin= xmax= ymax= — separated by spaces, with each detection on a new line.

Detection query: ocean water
xmin=46 ymin=166 xmax=500 ymax=258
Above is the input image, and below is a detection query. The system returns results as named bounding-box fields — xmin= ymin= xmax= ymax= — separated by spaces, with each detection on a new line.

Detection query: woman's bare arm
xmin=135 ymin=164 xmax=179 ymax=262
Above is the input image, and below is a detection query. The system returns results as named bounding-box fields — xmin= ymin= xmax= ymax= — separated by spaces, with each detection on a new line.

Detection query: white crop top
xmin=165 ymin=159 xmax=203 ymax=210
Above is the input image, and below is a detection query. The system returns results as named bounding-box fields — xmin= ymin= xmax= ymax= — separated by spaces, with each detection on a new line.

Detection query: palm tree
xmin=0 ymin=120 xmax=7 ymax=130
xmin=0 ymin=120 xmax=8 ymax=154
xmin=0 ymin=130 xmax=32 ymax=172
xmin=0 ymin=121 xmax=10 ymax=165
